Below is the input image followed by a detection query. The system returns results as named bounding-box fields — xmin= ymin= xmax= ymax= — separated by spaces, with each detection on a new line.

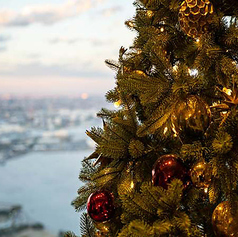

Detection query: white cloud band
xmin=0 ymin=0 xmax=104 ymax=27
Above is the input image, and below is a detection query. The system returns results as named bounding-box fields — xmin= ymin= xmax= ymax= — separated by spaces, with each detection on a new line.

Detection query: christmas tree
xmin=66 ymin=0 xmax=238 ymax=236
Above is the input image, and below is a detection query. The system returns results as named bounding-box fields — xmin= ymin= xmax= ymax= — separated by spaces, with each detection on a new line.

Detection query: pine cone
xmin=179 ymin=0 xmax=214 ymax=38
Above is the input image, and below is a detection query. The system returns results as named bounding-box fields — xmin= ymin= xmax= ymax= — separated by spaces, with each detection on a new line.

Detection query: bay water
xmin=0 ymin=150 xmax=92 ymax=235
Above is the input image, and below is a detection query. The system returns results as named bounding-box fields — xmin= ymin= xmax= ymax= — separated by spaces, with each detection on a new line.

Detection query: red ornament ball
xmin=152 ymin=154 xmax=191 ymax=189
xmin=87 ymin=190 xmax=115 ymax=222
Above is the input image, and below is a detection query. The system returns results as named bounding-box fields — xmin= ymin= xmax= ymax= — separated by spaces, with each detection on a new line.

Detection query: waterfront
xmin=0 ymin=96 xmax=107 ymax=162
xmin=0 ymin=96 xmax=110 ymax=235
xmin=0 ymin=150 xmax=93 ymax=235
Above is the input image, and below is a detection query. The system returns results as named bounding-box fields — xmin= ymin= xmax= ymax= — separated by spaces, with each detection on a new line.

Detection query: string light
xmin=173 ymin=65 xmax=178 ymax=72
xmin=123 ymin=66 xmax=130 ymax=73
xmin=171 ymin=122 xmax=178 ymax=137
xmin=128 ymin=21 xmax=134 ymax=27
xmin=163 ymin=126 xmax=168 ymax=135
xmin=126 ymin=20 xmax=135 ymax=28
xmin=222 ymin=87 xmax=232 ymax=96
xmin=130 ymin=180 xmax=135 ymax=189
xmin=146 ymin=10 xmax=153 ymax=17
xmin=160 ymin=27 xmax=165 ymax=32
xmin=188 ymin=68 xmax=198 ymax=76
xmin=221 ymin=111 xmax=228 ymax=115
xmin=101 ymin=225 xmax=109 ymax=233
xmin=135 ymin=70 xmax=146 ymax=76
xmin=114 ymin=100 xmax=121 ymax=108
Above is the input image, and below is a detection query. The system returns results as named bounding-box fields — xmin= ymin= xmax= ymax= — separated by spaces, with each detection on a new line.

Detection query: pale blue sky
xmin=0 ymin=0 xmax=135 ymax=97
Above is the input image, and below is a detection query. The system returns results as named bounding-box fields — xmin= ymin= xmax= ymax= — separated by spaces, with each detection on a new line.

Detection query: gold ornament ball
xmin=190 ymin=161 xmax=212 ymax=189
xmin=171 ymin=95 xmax=211 ymax=140
xmin=212 ymin=201 xmax=238 ymax=237
xmin=179 ymin=0 xmax=214 ymax=38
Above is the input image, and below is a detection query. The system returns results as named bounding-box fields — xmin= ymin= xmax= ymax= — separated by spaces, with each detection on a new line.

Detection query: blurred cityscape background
xmin=0 ymin=0 xmax=134 ymax=236
xmin=0 ymin=96 xmax=105 ymax=161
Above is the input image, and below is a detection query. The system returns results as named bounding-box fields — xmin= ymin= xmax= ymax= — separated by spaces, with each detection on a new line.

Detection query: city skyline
xmin=0 ymin=0 xmax=135 ymax=97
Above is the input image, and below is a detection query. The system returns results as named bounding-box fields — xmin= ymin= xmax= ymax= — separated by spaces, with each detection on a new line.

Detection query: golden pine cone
xmin=179 ymin=0 xmax=214 ymax=38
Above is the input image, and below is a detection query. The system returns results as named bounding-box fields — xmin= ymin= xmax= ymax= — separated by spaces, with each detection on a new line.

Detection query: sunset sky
xmin=0 ymin=0 xmax=135 ymax=97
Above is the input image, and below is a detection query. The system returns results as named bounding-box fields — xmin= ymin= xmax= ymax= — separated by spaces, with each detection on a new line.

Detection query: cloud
xmin=0 ymin=47 xmax=7 ymax=52
xmin=0 ymin=62 xmax=111 ymax=79
xmin=0 ymin=0 xmax=104 ymax=27
xmin=26 ymin=53 xmax=41 ymax=59
xmin=0 ymin=35 xmax=11 ymax=42
xmin=49 ymin=36 xmax=113 ymax=46
xmin=100 ymin=6 xmax=123 ymax=17
xmin=90 ymin=38 xmax=112 ymax=46
xmin=0 ymin=35 xmax=10 ymax=52
xmin=0 ymin=61 xmax=115 ymax=97
xmin=49 ymin=37 xmax=80 ymax=45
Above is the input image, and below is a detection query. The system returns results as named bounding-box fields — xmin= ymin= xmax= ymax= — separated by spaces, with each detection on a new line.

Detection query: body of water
xmin=0 ymin=150 xmax=92 ymax=235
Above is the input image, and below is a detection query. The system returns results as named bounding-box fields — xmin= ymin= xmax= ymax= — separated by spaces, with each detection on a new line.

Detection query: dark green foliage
xmin=64 ymin=232 xmax=78 ymax=237
xmin=212 ymin=130 xmax=233 ymax=154
xmin=71 ymin=0 xmax=238 ymax=236
xmin=80 ymin=213 xmax=96 ymax=237
xmin=119 ymin=180 xmax=201 ymax=236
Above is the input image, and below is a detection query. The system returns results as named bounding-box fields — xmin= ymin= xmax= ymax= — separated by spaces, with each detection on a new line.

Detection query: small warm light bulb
xmin=171 ymin=123 xmax=178 ymax=137
xmin=204 ymin=188 xmax=208 ymax=194
xmin=193 ymin=69 xmax=198 ymax=76
xmin=221 ymin=111 xmax=228 ymax=115
xmin=188 ymin=68 xmax=198 ymax=76
xmin=135 ymin=70 xmax=146 ymax=76
xmin=102 ymin=225 xmax=109 ymax=232
xmin=129 ymin=22 xmax=134 ymax=27
xmin=223 ymin=87 xmax=232 ymax=96
xmin=114 ymin=100 xmax=121 ymax=108
xmin=130 ymin=180 xmax=135 ymax=189
xmin=173 ymin=65 xmax=178 ymax=72
xmin=160 ymin=27 xmax=165 ymax=32
xmin=163 ymin=126 xmax=168 ymax=135
xmin=123 ymin=66 xmax=130 ymax=73
xmin=127 ymin=21 xmax=135 ymax=28
xmin=147 ymin=10 xmax=153 ymax=17
xmin=196 ymin=38 xmax=200 ymax=43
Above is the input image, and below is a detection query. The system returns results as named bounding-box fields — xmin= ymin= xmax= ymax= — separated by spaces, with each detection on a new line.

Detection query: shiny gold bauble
xmin=171 ymin=95 xmax=211 ymax=140
xmin=212 ymin=201 xmax=238 ymax=236
xmin=190 ymin=161 xmax=212 ymax=189
xmin=179 ymin=0 xmax=214 ymax=38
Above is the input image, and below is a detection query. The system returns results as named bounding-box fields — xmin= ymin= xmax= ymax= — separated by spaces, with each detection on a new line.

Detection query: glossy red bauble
xmin=152 ymin=154 xmax=191 ymax=189
xmin=87 ymin=190 xmax=115 ymax=222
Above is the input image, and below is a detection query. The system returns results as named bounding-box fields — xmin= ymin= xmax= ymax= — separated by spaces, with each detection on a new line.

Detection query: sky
xmin=0 ymin=0 xmax=135 ymax=97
